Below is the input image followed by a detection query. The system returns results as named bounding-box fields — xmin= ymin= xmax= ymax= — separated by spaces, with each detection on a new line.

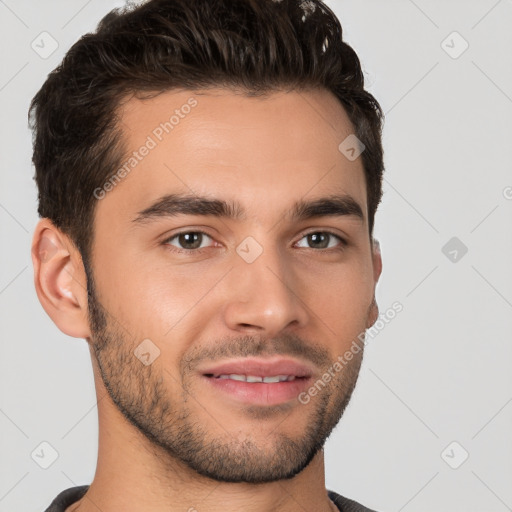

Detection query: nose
xmin=222 ymin=245 xmax=310 ymax=337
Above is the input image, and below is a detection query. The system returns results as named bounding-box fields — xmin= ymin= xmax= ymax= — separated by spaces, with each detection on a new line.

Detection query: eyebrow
xmin=132 ymin=193 xmax=365 ymax=225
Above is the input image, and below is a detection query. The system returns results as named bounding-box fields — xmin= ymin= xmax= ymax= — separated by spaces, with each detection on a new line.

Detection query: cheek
xmin=120 ymin=274 xmax=204 ymax=334
xmin=301 ymin=261 xmax=374 ymax=337
xmin=94 ymin=251 xmax=226 ymax=348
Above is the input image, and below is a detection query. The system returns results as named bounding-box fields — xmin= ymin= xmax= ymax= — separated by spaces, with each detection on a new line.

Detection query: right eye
xmin=162 ymin=231 xmax=216 ymax=252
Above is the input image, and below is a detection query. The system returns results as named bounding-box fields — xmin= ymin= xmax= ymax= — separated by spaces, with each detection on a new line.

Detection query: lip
xmin=198 ymin=357 xmax=315 ymax=406
xmin=199 ymin=356 xmax=315 ymax=378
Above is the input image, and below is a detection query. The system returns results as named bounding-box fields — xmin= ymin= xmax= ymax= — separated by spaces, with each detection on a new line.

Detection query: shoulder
xmin=327 ymin=489 xmax=379 ymax=512
xmin=43 ymin=485 xmax=89 ymax=512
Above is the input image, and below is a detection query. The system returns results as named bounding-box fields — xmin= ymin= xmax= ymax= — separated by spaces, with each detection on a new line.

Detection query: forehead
xmin=99 ymin=87 xmax=367 ymax=225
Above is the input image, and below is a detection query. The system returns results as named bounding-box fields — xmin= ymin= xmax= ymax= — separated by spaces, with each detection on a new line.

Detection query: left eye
xmin=296 ymin=232 xmax=345 ymax=249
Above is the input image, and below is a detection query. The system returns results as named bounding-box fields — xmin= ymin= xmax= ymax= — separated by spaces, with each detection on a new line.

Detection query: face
xmin=86 ymin=87 xmax=381 ymax=483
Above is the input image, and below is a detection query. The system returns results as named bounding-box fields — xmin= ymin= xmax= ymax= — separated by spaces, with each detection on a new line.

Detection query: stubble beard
xmin=85 ymin=268 xmax=365 ymax=483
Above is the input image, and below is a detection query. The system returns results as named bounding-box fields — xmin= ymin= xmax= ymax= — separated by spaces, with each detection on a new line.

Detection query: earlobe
xmin=31 ymin=219 xmax=91 ymax=339
xmin=366 ymin=238 xmax=383 ymax=329
xmin=366 ymin=296 xmax=379 ymax=329
xmin=371 ymin=238 xmax=383 ymax=283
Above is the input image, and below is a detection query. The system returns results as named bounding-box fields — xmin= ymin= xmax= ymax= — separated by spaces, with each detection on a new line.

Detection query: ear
xmin=366 ymin=237 xmax=383 ymax=329
xmin=31 ymin=218 xmax=91 ymax=339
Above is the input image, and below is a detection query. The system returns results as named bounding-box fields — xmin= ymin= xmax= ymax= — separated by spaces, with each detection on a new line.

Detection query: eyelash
xmin=161 ymin=230 xmax=348 ymax=254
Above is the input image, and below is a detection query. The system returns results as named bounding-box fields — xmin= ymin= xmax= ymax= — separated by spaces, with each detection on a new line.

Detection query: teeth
xmin=229 ymin=374 xmax=246 ymax=381
xmin=246 ymin=375 xmax=263 ymax=382
xmin=215 ymin=374 xmax=297 ymax=382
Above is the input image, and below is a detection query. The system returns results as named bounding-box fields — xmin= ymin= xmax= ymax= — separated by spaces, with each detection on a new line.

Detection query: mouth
xmin=205 ymin=374 xmax=300 ymax=383
xmin=199 ymin=357 xmax=314 ymax=406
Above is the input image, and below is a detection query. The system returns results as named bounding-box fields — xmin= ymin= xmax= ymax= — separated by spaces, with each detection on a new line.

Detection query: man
xmin=29 ymin=0 xmax=384 ymax=510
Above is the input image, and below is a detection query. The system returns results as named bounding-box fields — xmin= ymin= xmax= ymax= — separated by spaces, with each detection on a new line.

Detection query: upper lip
xmin=199 ymin=357 xmax=315 ymax=378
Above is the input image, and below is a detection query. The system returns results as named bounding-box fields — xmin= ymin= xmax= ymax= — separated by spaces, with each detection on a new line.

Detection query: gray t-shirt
xmin=43 ymin=485 xmax=377 ymax=511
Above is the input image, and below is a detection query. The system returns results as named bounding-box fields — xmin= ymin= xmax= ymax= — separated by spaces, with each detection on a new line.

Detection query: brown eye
xmin=164 ymin=231 xmax=214 ymax=251
xmin=295 ymin=231 xmax=346 ymax=250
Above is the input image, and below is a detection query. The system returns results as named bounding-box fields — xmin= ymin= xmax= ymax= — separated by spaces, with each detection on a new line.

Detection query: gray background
xmin=1 ymin=1 xmax=511 ymax=511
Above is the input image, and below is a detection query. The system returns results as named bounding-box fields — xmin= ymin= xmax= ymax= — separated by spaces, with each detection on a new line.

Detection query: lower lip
xmin=202 ymin=376 xmax=311 ymax=406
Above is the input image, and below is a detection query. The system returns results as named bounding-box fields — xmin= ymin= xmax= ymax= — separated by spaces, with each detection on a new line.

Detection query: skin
xmin=32 ymin=87 xmax=382 ymax=512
